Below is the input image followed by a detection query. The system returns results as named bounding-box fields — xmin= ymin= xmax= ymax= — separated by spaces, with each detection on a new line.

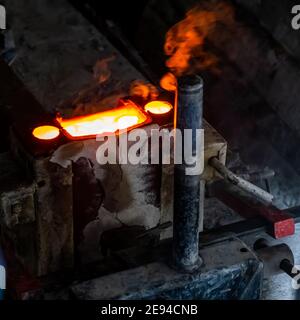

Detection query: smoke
xmin=93 ymin=55 xmax=116 ymax=85
xmin=129 ymin=80 xmax=159 ymax=100
xmin=58 ymin=54 xmax=127 ymax=118
xmin=164 ymin=1 xmax=234 ymax=77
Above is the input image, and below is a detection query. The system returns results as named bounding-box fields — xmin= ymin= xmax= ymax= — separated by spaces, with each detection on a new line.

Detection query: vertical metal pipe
xmin=172 ymin=75 xmax=204 ymax=272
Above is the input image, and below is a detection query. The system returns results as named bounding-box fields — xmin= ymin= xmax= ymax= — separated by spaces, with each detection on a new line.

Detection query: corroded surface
xmin=1 ymin=0 xmax=144 ymax=114
xmin=70 ymin=238 xmax=263 ymax=300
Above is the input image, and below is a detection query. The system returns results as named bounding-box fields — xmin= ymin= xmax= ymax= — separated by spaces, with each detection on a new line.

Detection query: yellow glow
xmin=144 ymin=100 xmax=173 ymax=115
xmin=32 ymin=125 xmax=60 ymax=140
xmin=117 ymin=116 xmax=139 ymax=129
xmin=56 ymin=101 xmax=150 ymax=139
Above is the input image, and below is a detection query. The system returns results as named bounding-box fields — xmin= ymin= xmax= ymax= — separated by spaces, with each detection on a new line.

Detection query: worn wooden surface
xmin=1 ymin=0 xmax=145 ymax=115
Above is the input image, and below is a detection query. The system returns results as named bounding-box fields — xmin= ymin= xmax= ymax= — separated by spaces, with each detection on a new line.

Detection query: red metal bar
xmin=213 ymin=183 xmax=295 ymax=239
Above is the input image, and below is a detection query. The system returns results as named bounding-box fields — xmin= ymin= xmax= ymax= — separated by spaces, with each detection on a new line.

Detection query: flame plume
xmin=164 ymin=2 xmax=234 ymax=77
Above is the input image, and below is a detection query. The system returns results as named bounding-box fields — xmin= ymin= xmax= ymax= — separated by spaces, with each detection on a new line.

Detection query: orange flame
xmin=164 ymin=2 xmax=234 ymax=76
xmin=32 ymin=125 xmax=60 ymax=141
xmin=130 ymin=80 xmax=159 ymax=100
xmin=55 ymin=100 xmax=150 ymax=139
xmin=160 ymin=72 xmax=177 ymax=92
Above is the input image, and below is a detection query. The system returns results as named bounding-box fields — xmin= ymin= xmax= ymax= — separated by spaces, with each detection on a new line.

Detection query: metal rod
xmin=238 ymin=168 xmax=275 ymax=182
xmin=209 ymin=157 xmax=274 ymax=204
xmin=254 ymin=244 xmax=294 ymax=277
xmin=209 ymin=179 xmax=294 ymax=239
xmin=172 ymin=75 xmax=204 ymax=272
xmin=199 ymin=205 xmax=300 ymax=245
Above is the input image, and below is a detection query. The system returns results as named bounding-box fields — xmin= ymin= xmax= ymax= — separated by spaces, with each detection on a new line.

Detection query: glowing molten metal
xmin=55 ymin=101 xmax=150 ymax=139
xmin=32 ymin=125 xmax=60 ymax=140
xmin=144 ymin=101 xmax=173 ymax=115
